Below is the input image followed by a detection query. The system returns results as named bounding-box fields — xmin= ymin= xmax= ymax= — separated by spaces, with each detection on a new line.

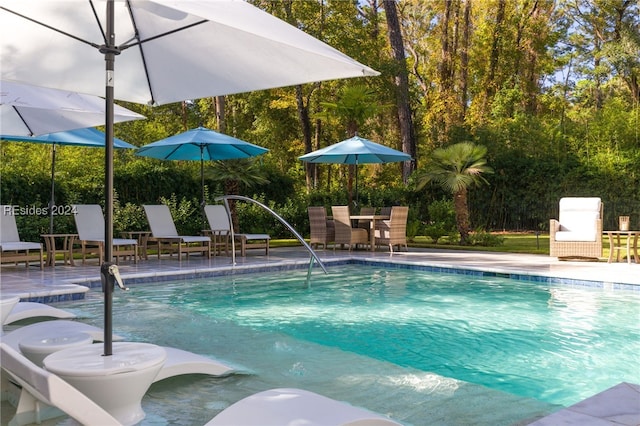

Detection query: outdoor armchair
xmin=331 ymin=206 xmax=368 ymax=251
xmin=308 ymin=206 xmax=334 ymax=250
xmin=0 ymin=206 xmax=43 ymax=269
xmin=72 ymin=204 xmax=138 ymax=265
xmin=549 ymin=197 xmax=603 ymax=260
xmin=374 ymin=206 xmax=409 ymax=253
xmin=143 ymin=205 xmax=211 ymax=259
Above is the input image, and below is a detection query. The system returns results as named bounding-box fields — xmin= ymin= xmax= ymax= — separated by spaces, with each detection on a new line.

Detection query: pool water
xmin=57 ymin=265 xmax=639 ymax=425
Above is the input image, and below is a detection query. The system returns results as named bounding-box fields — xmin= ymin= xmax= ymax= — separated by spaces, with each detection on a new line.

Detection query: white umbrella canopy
xmin=1 ymin=80 xmax=145 ymax=136
xmin=0 ymin=0 xmax=379 ymax=105
xmin=0 ymin=0 xmax=378 ymax=355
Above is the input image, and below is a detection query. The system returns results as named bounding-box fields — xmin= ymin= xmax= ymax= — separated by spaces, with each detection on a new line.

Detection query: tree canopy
xmin=2 ymin=0 xmax=638 ymax=240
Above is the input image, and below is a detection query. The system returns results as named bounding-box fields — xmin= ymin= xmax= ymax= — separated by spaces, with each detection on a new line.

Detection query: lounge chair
xmin=205 ymin=387 xmax=402 ymax=426
xmin=2 ymin=343 xmax=399 ymax=426
xmin=2 ymin=320 xmax=239 ymax=381
xmin=549 ymin=197 xmax=603 ymax=260
xmin=143 ymin=205 xmax=211 ymax=259
xmin=375 ymin=206 xmax=409 ymax=252
xmin=332 ymin=206 xmax=369 ymax=251
xmin=204 ymin=205 xmax=270 ymax=256
xmin=0 ymin=206 xmax=43 ymax=269
xmin=4 ymin=301 xmax=76 ymax=326
xmin=1 ymin=342 xmax=121 ymax=426
xmin=72 ymin=204 xmax=138 ymax=265
xmin=308 ymin=206 xmax=335 ymax=250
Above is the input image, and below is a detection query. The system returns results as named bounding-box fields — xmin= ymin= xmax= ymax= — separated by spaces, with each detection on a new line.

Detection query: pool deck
xmin=1 ymin=246 xmax=639 ymax=425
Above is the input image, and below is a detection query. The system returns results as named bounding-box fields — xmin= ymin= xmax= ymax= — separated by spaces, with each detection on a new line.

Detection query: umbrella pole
xmin=200 ymin=147 xmax=205 ymax=207
xmin=101 ymin=0 xmax=116 ymax=356
xmin=48 ymin=144 xmax=56 ymax=234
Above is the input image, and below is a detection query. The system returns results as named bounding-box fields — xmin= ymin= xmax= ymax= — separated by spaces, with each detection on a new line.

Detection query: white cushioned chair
xmin=549 ymin=197 xmax=603 ymax=260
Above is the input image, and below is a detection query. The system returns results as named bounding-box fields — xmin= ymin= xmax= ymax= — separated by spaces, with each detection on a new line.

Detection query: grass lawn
xmin=274 ymin=232 xmax=622 ymax=260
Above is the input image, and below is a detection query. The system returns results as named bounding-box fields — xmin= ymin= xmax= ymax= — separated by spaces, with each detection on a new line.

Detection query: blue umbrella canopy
xmin=299 ymin=136 xmax=411 ymax=206
xmin=136 ymin=126 xmax=268 ymax=160
xmin=1 ymin=127 xmax=137 ymax=233
xmin=136 ymin=127 xmax=269 ymax=204
xmin=298 ymin=136 xmax=411 ymax=165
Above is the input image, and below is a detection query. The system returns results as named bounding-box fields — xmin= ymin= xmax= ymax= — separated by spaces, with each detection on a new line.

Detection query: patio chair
xmin=308 ymin=206 xmax=334 ymax=250
xmin=72 ymin=204 xmax=138 ymax=265
xmin=143 ymin=205 xmax=211 ymax=259
xmin=203 ymin=205 xmax=270 ymax=256
xmin=357 ymin=206 xmax=376 ymax=238
xmin=549 ymin=197 xmax=603 ymax=260
xmin=375 ymin=206 xmax=409 ymax=252
xmin=0 ymin=206 xmax=43 ymax=269
xmin=331 ymin=205 xmax=368 ymax=251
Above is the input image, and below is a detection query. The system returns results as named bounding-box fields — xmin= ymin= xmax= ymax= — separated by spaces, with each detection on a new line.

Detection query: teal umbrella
xmin=1 ymin=127 xmax=136 ymax=233
xmin=136 ymin=127 xmax=269 ymax=205
xmin=299 ymin=136 xmax=411 ymax=206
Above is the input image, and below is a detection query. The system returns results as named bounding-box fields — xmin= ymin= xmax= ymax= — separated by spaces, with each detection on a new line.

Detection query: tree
xmin=413 ymin=142 xmax=493 ymax=244
xmin=383 ymin=0 xmax=416 ymax=182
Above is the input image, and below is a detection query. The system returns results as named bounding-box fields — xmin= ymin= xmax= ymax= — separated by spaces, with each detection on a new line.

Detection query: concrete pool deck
xmin=1 ymin=246 xmax=639 ymax=425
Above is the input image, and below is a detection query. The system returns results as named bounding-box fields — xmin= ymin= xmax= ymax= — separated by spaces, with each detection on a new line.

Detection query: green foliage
xmin=423 ymin=199 xmax=457 ymax=244
xmin=467 ymin=229 xmax=505 ymax=247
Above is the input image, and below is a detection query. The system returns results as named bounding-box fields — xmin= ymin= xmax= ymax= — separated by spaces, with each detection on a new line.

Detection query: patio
xmin=1 ymin=246 xmax=639 ymax=425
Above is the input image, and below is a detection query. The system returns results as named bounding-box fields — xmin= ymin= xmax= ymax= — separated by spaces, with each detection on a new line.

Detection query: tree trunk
xmin=295 ymin=85 xmax=314 ymax=191
xmin=215 ymin=96 xmax=226 ymax=133
xmin=459 ymin=0 xmax=471 ymax=120
xmin=383 ymin=0 xmax=417 ymax=182
xmin=454 ymin=187 xmax=470 ymax=244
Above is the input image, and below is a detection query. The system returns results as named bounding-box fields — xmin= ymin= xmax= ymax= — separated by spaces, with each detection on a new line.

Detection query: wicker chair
xmin=357 ymin=206 xmax=376 ymax=238
xmin=331 ymin=206 xmax=368 ymax=251
xmin=0 ymin=206 xmax=43 ymax=269
xmin=374 ymin=206 xmax=409 ymax=252
xmin=308 ymin=206 xmax=334 ymax=250
xmin=549 ymin=197 xmax=603 ymax=260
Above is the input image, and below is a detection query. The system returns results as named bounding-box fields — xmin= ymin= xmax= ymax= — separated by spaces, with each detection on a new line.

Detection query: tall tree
xmin=383 ymin=0 xmax=417 ymax=182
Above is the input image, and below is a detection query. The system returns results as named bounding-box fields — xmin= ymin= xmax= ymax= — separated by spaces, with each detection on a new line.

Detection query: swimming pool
xmin=58 ymin=265 xmax=639 ymax=425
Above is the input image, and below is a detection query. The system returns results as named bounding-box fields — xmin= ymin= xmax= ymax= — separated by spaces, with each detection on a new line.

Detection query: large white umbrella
xmin=0 ymin=0 xmax=378 ymax=355
xmin=1 ymin=80 xmax=144 ymax=136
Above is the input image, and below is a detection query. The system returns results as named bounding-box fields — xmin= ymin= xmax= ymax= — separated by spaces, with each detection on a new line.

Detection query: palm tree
xmin=414 ymin=142 xmax=493 ymax=245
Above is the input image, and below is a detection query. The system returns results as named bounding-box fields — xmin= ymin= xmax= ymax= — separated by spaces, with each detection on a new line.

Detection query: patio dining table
xmin=349 ymin=214 xmax=390 ymax=252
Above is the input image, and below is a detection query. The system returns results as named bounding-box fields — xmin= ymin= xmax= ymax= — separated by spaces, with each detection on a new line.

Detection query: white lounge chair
xmin=0 ymin=206 xmax=43 ymax=269
xmin=205 ymin=387 xmax=402 ymax=426
xmin=1 ymin=342 xmax=121 ymax=426
xmin=204 ymin=205 xmax=270 ymax=256
xmin=4 ymin=301 xmax=76 ymax=325
xmin=2 ymin=343 xmax=399 ymax=426
xmin=143 ymin=204 xmax=211 ymax=259
xmin=1 ymin=320 xmax=238 ymax=381
xmin=72 ymin=204 xmax=139 ymax=265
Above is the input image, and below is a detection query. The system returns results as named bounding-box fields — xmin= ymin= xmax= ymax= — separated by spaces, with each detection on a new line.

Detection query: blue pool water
xmin=57 ymin=265 xmax=640 ymax=425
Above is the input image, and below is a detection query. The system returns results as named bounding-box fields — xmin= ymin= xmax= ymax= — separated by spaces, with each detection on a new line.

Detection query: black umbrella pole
xmin=102 ymin=0 xmax=116 ymax=356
